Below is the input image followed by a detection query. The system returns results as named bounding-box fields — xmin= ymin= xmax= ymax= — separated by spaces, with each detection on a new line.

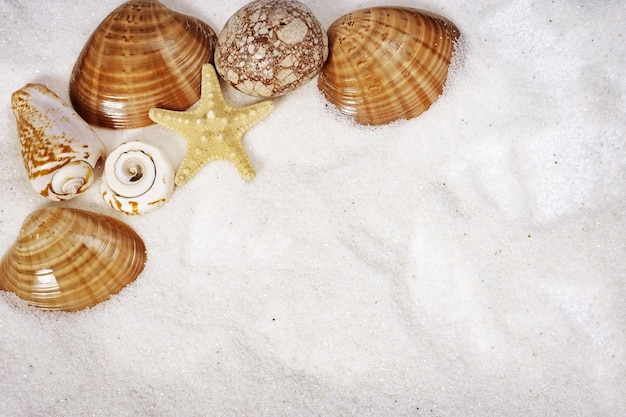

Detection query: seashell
xmin=69 ymin=0 xmax=218 ymax=129
xmin=215 ymin=0 xmax=328 ymax=97
xmin=0 ymin=207 xmax=146 ymax=311
xmin=11 ymin=83 xmax=106 ymax=201
xmin=101 ymin=141 xmax=175 ymax=215
xmin=317 ymin=7 xmax=461 ymax=126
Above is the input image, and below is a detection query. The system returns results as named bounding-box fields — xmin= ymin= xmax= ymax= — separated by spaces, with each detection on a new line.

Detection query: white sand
xmin=1 ymin=0 xmax=624 ymax=415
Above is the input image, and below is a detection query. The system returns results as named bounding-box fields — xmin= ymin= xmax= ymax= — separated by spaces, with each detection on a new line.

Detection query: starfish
xmin=148 ymin=64 xmax=274 ymax=186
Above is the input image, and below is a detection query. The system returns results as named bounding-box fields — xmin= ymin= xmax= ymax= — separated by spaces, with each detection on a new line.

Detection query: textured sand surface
xmin=0 ymin=1 xmax=624 ymax=415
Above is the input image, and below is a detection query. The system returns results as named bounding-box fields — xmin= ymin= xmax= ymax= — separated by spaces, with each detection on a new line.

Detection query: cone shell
xmin=0 ymin=208 xmax=147 ymax=311
xmin=69 ymin=0 xmax=218 ymax=129
xmin=317 ymin=7 xmax=461 ymax=125
xmin=11 ymin=83 xmax=106 ymax=201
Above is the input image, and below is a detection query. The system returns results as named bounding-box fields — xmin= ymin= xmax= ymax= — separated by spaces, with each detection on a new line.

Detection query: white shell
xmin=11 ymin=83 xmax=106 ymax=201
xmin=101 ymin=141 xmax=175 ymax=215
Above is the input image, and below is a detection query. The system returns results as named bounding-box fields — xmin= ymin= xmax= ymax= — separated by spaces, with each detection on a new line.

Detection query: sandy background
xmin=0 ymin=0 xmax=624 ymax=415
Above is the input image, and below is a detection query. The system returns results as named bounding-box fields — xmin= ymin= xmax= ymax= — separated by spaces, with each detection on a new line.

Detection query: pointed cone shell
xmin=69 ymin=0 xmax=218 ymax=129
xmin=317 ymin=7 xmax=460 ymax=125
xmin=0 ymin=208 xmax=147 ymax=311
xmin=11 ymin=83 xmax=106 ymax=201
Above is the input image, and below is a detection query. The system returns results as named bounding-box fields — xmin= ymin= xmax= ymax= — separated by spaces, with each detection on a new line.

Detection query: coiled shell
xmin=102 ymin=141 xmax=175 ymax=215
xmin=317 ymin=7 xmax=461 ymax=125
xmin=0 ymin=208 xmax=147 ymax=311
xmin=215 ymin=0 xmax=328 ymax=97
xmin=69 ymin=0 xmax=218 ymax=129
xmin=11 ymin=83 xmax=105 ymax=201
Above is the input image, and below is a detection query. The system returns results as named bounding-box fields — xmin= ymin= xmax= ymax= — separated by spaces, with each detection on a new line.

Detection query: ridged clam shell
xmin=101 ymin=141 xmax=175 ymax=215
xmin=317 ymin=7 xmax=461 ymax=125
xmin=69 ymin=0 xmax=218 ymax=129
xmin=0 ymin=208 xmax=146 ymax=311
xmin=11 ymin=83 xmax=105 ymax=201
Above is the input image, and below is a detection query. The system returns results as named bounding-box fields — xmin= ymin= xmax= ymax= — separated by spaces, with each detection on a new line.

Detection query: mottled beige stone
xmin=215 ymin=0 xmax=328 ymax=98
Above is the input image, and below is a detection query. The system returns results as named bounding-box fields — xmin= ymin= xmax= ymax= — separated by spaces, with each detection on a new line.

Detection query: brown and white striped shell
xmin=69 ymin=0 xmax=218 ymax=129
xmin=317 ymin=7 xmax=461 ymax=126
xmin=11 ymin=83 xmax=106 ymax=201
xmin=214 ymin=0 xmax=328 ymax=97
xmin=0 ymin=207 xmax=146 ymax=311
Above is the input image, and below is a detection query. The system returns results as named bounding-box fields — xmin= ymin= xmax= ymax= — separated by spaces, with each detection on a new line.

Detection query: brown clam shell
xmin=69 ymin=0 xmax=218 ymax=129
xmin=0 ymin=207 xmax=146 ymax=311
xmin=317 ymin=7 xmax=461 ymax=125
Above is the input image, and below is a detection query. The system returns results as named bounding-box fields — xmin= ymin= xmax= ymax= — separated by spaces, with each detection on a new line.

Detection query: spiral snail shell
xmin=11 ymin=83 xmax=105 ymax=201
xmin=69 ymin=0 xmax=218 ymax=128
xmin=317 ymin=7 xmax=461 ymax=125
xmin=0 ymin=207 xmax=146 ymax=311
xmin=101 ymin=141 xmax=175 ymax=215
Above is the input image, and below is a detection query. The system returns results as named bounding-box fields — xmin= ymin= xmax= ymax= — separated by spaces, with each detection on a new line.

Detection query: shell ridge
xmin=0 ymin=208 xmax=147 ymax=311
xmin=318 ymin=6 xmax=460 ymax=125
xmin=69 ymin=0 xmax=217 ymax=128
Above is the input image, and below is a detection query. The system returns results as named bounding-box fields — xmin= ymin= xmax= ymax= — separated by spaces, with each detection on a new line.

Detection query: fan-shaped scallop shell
xmin=102 ymin=141 xmax=175 ymax=215
xmin=11 ymin=83 xmax=106 ymax=201
xmin=317 ymin=7 xmax=461 ymax=125
xmin=69 ymin=0 xmax=218 ymax=129
xmin=0 ymin=208 xmax=146 ymax=311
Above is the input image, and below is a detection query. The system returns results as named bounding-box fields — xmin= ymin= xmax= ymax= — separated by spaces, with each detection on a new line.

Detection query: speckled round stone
xmin=215 ymin=0 xmax=328 ymax=98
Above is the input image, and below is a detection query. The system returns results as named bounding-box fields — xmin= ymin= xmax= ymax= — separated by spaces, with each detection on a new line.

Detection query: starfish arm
xmin=174 ymin=130 xmax=255 ymax=186
xmin=174 ymin=149 xmax=214 ymax=187
xmin=231 ymin=101 xmax=274 ymax=131
xmin=219 ymin=128 xmax=256 ymax=181
xmin=148 ymin=108 xmax=187 ymax=131
xmin=200 ymin=65 xmax=229 ymax=109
